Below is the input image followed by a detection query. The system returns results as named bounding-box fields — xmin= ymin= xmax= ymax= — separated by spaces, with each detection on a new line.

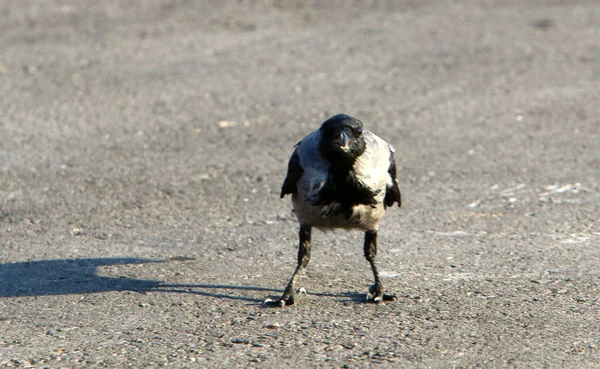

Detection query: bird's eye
xmin=355 ymin=128 xmax=362 ymax=136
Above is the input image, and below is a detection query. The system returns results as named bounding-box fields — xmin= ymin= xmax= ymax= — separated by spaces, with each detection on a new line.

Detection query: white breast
xmin=353 ymin=131 xmax=393 ymax=199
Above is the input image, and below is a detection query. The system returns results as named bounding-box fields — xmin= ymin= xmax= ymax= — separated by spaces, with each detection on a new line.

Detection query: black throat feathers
xmin=313 ymin=163 xmax=378 ymax=217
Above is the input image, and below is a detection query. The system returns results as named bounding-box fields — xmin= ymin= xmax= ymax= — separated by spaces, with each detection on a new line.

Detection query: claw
xmin=263 ymin=298 xmax=287 ymax=307
xmin=263 ymin=296 xmax=294 ymax=307
xmin=382 ymin=293 xmax=397 ymax=301
xmin=366 ymin=285 xmax=397 ymax=303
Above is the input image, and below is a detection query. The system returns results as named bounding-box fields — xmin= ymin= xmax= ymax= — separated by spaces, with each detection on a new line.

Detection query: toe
xmin=263 ymin=294 xmax=295 ymax=307
xmin=366 ymin=285 xmax=396 ymax=303
xmin=382 ymin=293 xmax=397 ymax=301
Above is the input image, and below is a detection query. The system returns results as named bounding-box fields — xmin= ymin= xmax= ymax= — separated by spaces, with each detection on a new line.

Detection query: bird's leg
xmin=364 ymin=229 xmax=396 ymax=303
xmin=265 ymin=224 xmax=312 ymax=307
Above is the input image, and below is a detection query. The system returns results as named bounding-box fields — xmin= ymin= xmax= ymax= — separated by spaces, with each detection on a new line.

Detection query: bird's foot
xmin=263 ymin=286 xmax=307 ymax=307
xmin=263 ymin=294 xmax=294 ymax=307
xmin=263 ymin=287 xmax=307 ymax=307
xmin=366 ymin=284 xmax=397 ymax=303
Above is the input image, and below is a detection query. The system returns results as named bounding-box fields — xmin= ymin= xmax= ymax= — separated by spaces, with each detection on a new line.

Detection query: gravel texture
xmin=1 ymin=1 xmax=599 ymax=368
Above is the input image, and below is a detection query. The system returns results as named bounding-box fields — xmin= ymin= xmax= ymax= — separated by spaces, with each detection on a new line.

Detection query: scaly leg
xmin=265 ymin=224 xmax=311 ymax=307
xmin=364 ymin=229 xmax=396 ymax=303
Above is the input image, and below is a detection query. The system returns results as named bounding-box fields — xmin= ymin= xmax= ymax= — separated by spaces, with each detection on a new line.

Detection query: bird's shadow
xmin=0 ymin=257 xmax=367 ymax=304
xmin=0 ymin=257 xmax=283 ymax=303
xmin=0 ymin=258 xmax=163 ymax=297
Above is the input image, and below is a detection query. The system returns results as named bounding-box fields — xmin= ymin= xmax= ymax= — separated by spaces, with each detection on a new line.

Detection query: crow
xmin=266 ymin=114 xmax=401 ymax=307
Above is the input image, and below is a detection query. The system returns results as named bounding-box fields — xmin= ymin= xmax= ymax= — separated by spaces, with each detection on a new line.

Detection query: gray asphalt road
xmin=1 ymin=1 xmax=599 ymax=368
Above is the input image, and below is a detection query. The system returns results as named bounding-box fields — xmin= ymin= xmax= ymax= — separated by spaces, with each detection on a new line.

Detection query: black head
xmin=319 ymin=114 xmax=366 ymax=165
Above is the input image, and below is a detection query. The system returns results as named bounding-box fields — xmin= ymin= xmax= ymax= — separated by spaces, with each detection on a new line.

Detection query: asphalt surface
xmin=1 ymin=1 xmax=599 ymax=368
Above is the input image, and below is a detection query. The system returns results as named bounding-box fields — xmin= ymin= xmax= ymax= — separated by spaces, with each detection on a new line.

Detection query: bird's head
xmin=318 ymin=114 xmax=366 ymax=166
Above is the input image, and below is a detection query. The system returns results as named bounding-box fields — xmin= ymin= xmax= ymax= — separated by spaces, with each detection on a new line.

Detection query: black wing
xmin=280 ymin=148 xmax=303 ymax=198
xmin=384 ymin=149 xmax=402 ymax=208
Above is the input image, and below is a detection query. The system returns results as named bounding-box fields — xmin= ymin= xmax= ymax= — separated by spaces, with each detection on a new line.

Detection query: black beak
xmin=333 ymin=131 xmax=351 ymax=150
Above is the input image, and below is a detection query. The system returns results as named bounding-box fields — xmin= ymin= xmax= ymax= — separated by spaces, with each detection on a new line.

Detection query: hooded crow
xmin=266 ymin=114 xmax=401 ymax=307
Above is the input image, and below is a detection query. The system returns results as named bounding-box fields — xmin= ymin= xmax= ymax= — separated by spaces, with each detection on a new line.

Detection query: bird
xmin=265 ymin=114 xmax=401 ymax=307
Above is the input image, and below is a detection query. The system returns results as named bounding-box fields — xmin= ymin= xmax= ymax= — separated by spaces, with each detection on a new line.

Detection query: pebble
xmin=70 ymin=228 xmax=85 ymax=236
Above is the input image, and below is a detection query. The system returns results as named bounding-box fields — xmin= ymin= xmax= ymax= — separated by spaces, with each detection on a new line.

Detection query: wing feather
xmin=384 ymin=149 xmax=402 ymax=208
xmin=280 ymin=148 xmax=303 ymax=198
